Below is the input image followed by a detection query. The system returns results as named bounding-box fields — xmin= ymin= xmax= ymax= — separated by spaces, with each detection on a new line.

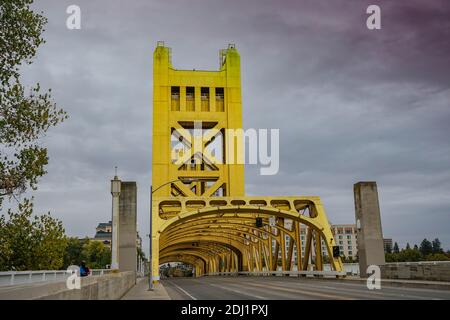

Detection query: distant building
xmin=91 ymin=221 xmax=142 ymax=251
xmin=273 ymin=223 xmax=358 ymax=266
xmin=383 ymin=238 xmax=393 ymax=253
xmin=330 ymin=224 xmax=358 ymax=260
xmin=93 ymin=220 xmax=113 ymax=247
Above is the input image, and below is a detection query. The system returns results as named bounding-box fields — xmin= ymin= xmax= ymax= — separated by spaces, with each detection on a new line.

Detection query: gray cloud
xmin=7 ymin=0 xmax=449 ymax=254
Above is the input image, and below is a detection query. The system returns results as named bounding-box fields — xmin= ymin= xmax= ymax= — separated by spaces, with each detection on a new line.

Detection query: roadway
xmin=162 ymin=276 xmax=450 ymax=300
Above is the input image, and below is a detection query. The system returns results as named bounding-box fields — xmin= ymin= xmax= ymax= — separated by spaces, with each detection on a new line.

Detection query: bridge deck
xmin=162 ymin=276 xmax=450 ymax=300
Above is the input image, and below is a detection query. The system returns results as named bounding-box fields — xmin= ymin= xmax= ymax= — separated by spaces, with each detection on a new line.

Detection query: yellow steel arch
xmin=152 ymin=198 xmax=343 ymax=277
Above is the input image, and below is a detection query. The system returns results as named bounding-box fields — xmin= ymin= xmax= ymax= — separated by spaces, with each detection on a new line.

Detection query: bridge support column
xmin=303 ymin=227 xmax=312 ymax=271
xmin=354 ymin=181 xmax=386 ymax=277
xmin=272 ymin=240 xmax=279 ymax=271
xmin=286 ymin=236 xmax=294 ymax=271
xmin=280 ymin=224 xmax=287 ymax=271
xmin=119 ymin=182 xmax=137 ymax=272
xmin=314 ymin=231 xmax=323 ymax=271
xmin=295 ymin=222 xmax=302 ymax=271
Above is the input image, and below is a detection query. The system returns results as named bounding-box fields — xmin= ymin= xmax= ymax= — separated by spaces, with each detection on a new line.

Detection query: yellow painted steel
xmin=151 ymin=42 xmax=342 ymax=280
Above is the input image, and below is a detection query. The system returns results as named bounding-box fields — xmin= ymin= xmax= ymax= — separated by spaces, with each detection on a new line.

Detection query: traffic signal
xmin=333 ymin=245 xmax=340 ymax=257
xmin=256 ymin=218 xmax=263 ymax=228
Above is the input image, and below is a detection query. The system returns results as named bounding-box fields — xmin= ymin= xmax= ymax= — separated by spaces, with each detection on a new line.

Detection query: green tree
xmin=385 ymin=242 xmax=392 ymax=253
xmin=398 ymin=248 xmax=422 ymax=262
xmin=431 ymin=238 xmax=442 ymax=254
xmin=81 ymin=240 xmax=111 ymax=269
xmin=137 ymin=247 xmax=146 ymax=261
xmin=0 ymin=198 xmax=67 ymax=270
xmin=419 ymin=239 xmax=433 ymax=256
xmin=385 ymin=252 xmax=398 ymax=262
xmin=406 ymin=243 xmax=411 ymax=250
xmin=0 ymin=0 xmax=67 ymax=203
xmin=425 ymin=253 xmax=449 ymax=261
xmin=63 ymin=237 xmax=85 ymax=268
xmin=393 ymin=242 xmax=400 ymax=254
xmin=413 ymin=244 xmax=419 ymax=250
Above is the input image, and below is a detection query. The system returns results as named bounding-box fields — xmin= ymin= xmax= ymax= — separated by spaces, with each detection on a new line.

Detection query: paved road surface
xmin=162 ymin=276 xmax=450 ymax=300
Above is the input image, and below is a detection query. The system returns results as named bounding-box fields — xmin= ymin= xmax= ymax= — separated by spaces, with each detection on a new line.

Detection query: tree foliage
xmin=0 ymin=198 xmax=67 ymax=270
xmin=0 ymin=0 xmax=67 ymax=202
xmin=385 ymin=239 xmax=449 ymax=263
xmin=393 ymin=242 xmax=399 ymax=254
xmin=385 ymin=243 xmax=392 ymax=253
xmin=80 ymin=240 xmax=111 ymax=269
xmin=63 ymin=238 xmax=112 ymax=269
xmin=419 ymin=239 xmax=433 ymax=256
xmin=137 ymin=246 xmax=146 ymax=261
xmin=432 ymin=238 xmax=442 ymax=254
xmin=386 ymin=248 xmax=422 ymax=263
xmin=63 ymin=237 xmax=85 ymax=268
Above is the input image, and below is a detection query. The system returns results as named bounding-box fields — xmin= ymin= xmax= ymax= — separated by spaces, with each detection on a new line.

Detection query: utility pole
xmin=148 ymin=185 xmax=153 ymax=290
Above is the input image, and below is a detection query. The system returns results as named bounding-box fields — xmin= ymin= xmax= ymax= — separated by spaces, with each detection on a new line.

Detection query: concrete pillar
xmin=110 ymin=176 xmax=121 ymax=270
xmin=354 ymin=181 xmax=386 ymax=277
xmin=119 ymin=181 xmax=137 ymax=272
xmin=151 ymin=235 xmax=160 ymax=281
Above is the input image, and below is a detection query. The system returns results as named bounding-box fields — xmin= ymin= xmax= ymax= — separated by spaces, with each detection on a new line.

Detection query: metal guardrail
xmin=0 ymin=269 xmax=112 ymax=287
xmin=386 ymin=261 xmax=450 ymax=266
xmin=204 ymin=270 xmax=347 ymax=277
xmin=202 ymin=262 xmax=448 ymax=278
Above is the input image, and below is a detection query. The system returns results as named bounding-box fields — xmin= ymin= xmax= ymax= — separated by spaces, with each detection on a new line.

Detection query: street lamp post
xmin=148 ymin=178 xmax=202 ymax=291
xmin=111 ymin=174 xmax=121 ymax=270
xmin=148 ymin=185 xmax=153 ymax=290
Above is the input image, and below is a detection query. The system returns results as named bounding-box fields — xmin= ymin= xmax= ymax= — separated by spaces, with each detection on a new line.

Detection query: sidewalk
xmin=121 ymin=277 xmax=171 ymax=300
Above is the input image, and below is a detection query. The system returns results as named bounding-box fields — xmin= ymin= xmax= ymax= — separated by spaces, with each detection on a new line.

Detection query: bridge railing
xmin=204 ymin=270 xmax=347 ymax=277
xmin=0 ymin=269 xmax=112 ymax=287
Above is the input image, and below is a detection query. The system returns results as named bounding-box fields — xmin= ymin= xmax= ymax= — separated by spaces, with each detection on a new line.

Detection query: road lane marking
xmin=209 ymin=283 xmax=268 ymax=299
xmin=234 ymin=281 xmax=354 ymax=300
xmin=260 ymin=279 xmax=446 ymax=300
xmin=170 ymin=281 xmax=197 ymax=300
xmin=230 ymin=278 xmax=446 ymax=300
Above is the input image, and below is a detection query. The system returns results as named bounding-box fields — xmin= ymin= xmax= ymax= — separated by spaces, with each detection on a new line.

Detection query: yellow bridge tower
xmin=151 ymin=42 xmax=342 ymax=280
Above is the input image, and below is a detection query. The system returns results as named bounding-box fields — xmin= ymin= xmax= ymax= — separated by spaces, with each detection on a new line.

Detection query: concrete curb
xmin=121 ymin=277 xmax=171 ymax=300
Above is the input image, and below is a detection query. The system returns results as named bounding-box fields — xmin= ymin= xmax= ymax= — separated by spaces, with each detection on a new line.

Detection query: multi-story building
xmin=91 ymin=221 xmax=143 ymax=251
xmin=383 ymin=238 xmax=393 ymax=253
xmin=273 ymin=223 xmax=359 ymax=266
xmin=92 ymin=221 xmax=113 ymax=246
xmin=330 ymin=224 xmax=358 ymax=260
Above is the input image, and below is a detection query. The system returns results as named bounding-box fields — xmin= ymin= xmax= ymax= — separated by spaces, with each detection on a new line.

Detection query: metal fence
xmin=204 ymin=270 xmax=347 ymax=277
xmin=0 ymin=269 xmax=112 ymax=287
xmin=202 ymin=262 xmax=448 ymax=278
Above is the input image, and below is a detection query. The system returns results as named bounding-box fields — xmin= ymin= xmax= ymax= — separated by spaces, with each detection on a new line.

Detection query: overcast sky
xmin=12 ymin=0 xmax=450 ymax=254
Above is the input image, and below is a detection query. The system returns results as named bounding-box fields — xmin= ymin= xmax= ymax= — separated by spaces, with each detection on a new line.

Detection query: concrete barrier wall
xmin=381 ymin=262 xmax=450 ymax=282
xmin=0 ymin=271 xmax=135 ymax=300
